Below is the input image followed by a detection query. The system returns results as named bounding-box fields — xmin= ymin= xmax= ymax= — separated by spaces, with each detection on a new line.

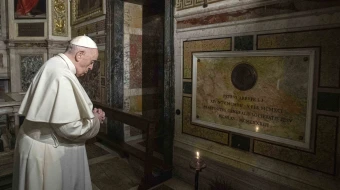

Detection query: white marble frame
xmin=7 ymin=0 xmax=47 ymax=40
xmin=191 ymin=50 xmax=316 ymax=149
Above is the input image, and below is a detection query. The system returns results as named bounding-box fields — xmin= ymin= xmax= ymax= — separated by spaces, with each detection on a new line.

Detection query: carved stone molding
xmin=47 ymin=40 xmax=69 ymax=49
xmin=6 ymin=41 xmax=48 ymax=48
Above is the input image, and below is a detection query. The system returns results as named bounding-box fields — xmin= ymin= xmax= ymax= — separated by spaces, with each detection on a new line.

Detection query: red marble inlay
xmin=130 ymin=34 xmax=143 ymax=89
xmin=177 ymin=1 xmax=340 ymax=29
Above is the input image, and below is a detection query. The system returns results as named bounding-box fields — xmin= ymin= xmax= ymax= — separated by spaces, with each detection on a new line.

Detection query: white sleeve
xmin=50 ymin=117 xmax=100 ymax=143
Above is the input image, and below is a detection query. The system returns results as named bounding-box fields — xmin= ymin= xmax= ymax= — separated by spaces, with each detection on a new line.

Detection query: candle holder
xmin=190 ymin=155 xmax=206 ymax=190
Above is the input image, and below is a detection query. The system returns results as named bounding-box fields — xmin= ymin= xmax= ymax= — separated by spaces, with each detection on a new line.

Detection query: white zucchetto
xmin=70 ymin=35 xmax=97 ymax=49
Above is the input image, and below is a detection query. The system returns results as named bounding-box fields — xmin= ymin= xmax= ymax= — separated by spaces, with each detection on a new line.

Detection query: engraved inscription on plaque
xmin=18 ymin=23 xmax=44 ymax=37
xmin=231 ymin=63 xmax=257 ymax=91
xmin=192 ymin=50 xmax=316 ymax=149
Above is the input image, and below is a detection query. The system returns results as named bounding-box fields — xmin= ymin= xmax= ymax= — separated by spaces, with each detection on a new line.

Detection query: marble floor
xmin=87 ymin=142 xmax=194 ymax=190
xmin=0 ymin=142 xmax=193 ymax=190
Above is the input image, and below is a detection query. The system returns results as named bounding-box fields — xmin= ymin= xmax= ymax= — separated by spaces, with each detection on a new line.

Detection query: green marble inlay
xmin=317 ymin=92 xmax=339 ymax=112
xmin=253 ymin=115 xmax=337 ymax=174
xmin=183 ymin=82 xmax=192 ymax=94
xmin=235 ymin=35 xmax=253 ymax=51
xmin=231 ymin=134 xmax=250 ymax=151
xmin=182 ymin=97 xmax=229 ymax=145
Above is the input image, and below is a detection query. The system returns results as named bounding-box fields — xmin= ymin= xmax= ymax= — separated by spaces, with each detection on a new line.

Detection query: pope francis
xmin=12 ymin=36 xmax=106 ymax=190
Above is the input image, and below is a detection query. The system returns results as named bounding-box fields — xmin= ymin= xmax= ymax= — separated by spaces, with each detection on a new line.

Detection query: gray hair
xmin=65 ymin=44 xmax=87 ymax=54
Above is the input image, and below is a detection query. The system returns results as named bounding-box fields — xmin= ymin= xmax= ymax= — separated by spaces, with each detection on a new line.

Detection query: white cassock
xmin=12 ymin=53 xmax=100 ymax=190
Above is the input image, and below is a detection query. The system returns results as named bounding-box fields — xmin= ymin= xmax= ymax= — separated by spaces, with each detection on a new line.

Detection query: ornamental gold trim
xmin=71 ymin=0 xmax=106 ymax=25
xmin=52 ymin=0 xmax=68 ymax=36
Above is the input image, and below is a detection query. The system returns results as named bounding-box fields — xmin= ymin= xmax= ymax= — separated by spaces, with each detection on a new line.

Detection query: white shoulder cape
xmin=18 ymin=54 xmax=94 ymax=124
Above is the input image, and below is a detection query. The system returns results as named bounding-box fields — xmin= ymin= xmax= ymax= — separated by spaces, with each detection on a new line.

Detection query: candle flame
xmin=196 ymin=151 xmax=200 ymax=159
xmin=255 ymin=125 xmax=259 ymax=132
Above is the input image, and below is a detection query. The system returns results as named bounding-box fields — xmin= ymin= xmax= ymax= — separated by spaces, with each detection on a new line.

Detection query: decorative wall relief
xmin=176 ymin=0 xmax=221 ymax=10
xmin=20 ymin=55 xmax=43 ymax=91
xmin=71 ymin=0 xmax=105 ymax=25
xmin=52 ymin=0 xmax=68 ymax=36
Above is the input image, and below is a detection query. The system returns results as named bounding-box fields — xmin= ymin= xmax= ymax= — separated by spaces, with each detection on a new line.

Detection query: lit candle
xmin=196 ymin=151 xmax=200 ymax=159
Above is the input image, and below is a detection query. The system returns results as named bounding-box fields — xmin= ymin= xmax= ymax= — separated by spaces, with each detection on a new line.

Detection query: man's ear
xmin=75 ymin=51 xmax=84 ymax=62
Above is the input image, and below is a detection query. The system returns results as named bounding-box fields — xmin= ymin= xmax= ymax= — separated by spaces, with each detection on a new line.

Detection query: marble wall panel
xmin=129 ymin=34 xmax=142 ymax=89
xmin=0 ymin=54 xmax=3 ymax=68
xmin=257 ymin=28 xmax=340 ymax=88
xmin=123 ymin=34 xmax=130 ymax=91
xmin=123 ymin=2 xmax=143 ymax=140
xmin=177 ymin=1 xmax=340 ymax=29
xmin=142 ymin=14 xmax=163 ymax=89
xmin=254 ymin=115 xmax=337 ymax=174
xmin=0 ymin=1 xmax=1 ymax=37
xmin=78 ymin=51 xmax=103 ymax=102
xmin=123 ymin=2 xmax=143 ymax=110
xmin=20 ymin=55 xmax=43 ymax=91
xmin=234 ymin=35 xmax=254 ymax=51
xmin=183 ymin=38 xmax=231 ymax=79
xmin=72 ymin=20 xmax=106 ymax=37
xmin=183 ymin=97 xmax=229 ymax=145
xmin=124 ymin=3 xmax=142 ymax=31
xmin=129 ymin=95 xmax=142 ymax=113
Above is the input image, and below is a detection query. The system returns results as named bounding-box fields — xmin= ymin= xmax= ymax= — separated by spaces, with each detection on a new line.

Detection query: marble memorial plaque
xmin=192 ymin=50 xmax=316 ymax=148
